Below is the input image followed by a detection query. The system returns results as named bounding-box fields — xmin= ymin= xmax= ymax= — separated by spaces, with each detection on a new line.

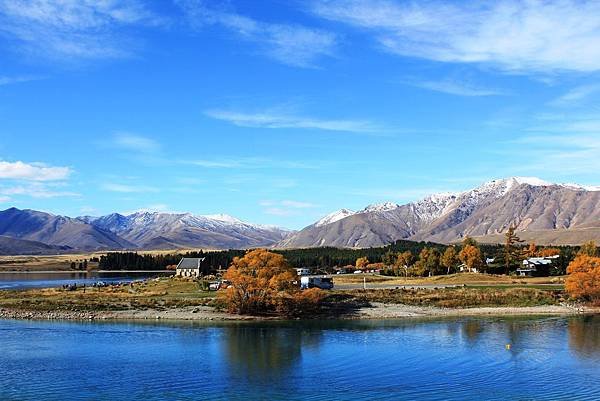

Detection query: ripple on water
xmin=0 ymin=317 xmax=599 ymax=401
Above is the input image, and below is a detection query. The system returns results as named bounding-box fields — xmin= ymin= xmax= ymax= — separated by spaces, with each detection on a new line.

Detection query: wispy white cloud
xmin=0 ymin=195 xmax=11 ymax=202
xmin=549 ymin=84 xmax=600 ymax=107
xmin=261 ymin=199 xmax=320 ymax=216
xmin=101 ymin=183 xmax=158 ymax=193
xmin=176 ymin=0 xmax=336 ymax=67
xmin=111 ymin=132 xmax=160 ymax=153
xmin=508 ymin=133 xmax=600 ymax=174
xmin=188 ymin=157 xmax=317 ymax=169
xmin=0 ymin=0 xmax=161 ymax=61
xmin=408 ymin=79 xmax=505 ymax=97
xmin=0 ymin=183 xmax=79 ymax=198
xmin=205 ymin=109 xmax=383 ymax=134
xmin=0 ymin=75 xmax=42 ymax=86
xmin=311 ymin=0 xmax=600 ymax=73
xmin=0 ymin=160 xmax=71 ymax=181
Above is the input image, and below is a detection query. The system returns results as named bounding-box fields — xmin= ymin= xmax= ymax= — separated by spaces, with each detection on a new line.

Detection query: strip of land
xmin=0 ymin=275 xmax=596 ymax=322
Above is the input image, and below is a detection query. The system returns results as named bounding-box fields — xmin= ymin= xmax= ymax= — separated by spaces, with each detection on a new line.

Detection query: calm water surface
xmin=0 ymin=271 xmax=172 ymax=290
xmin=0 ymin=316 xmax=599 ymax=400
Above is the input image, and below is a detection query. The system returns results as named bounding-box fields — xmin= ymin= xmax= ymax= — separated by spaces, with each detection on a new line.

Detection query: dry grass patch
xmin=338 ymin=287 xmax=563 ymax=308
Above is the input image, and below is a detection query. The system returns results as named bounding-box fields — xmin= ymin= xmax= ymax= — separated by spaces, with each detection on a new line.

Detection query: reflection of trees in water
xmin=222 ymin=325 xmax=322 ymax=379
xmin=569 ymin=315 xmax=600 ymax=358
xmin=462 ymin=320 xmax=484 ymax=344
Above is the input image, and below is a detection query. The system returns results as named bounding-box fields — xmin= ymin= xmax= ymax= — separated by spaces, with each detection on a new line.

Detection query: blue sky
xmin=1 ymin=0 xmax=600 ymax=229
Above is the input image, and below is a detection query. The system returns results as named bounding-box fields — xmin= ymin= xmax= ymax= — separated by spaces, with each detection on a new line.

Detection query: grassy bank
xmin=0 ymin=277 xmax=216 ymax=313
xmin=0 ymin=276 xmax=569 ymax=320
xmin=335 ymin=287 xmax=563 ymax=309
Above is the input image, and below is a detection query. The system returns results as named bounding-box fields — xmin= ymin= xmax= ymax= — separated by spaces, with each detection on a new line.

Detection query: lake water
xmin=0 ymin=316 xmax=599 ymax=400
xmin=0 ymin=271 xmax=173 ymax=290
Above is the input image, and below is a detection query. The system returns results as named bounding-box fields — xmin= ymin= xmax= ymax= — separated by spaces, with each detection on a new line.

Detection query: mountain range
xmin=277 ymin=177 xmax=600 ymax=248
xmin=0 ymin=177 xmax=599 ymax=255
xmin=0 ymin=208 xmax=289 ymax=254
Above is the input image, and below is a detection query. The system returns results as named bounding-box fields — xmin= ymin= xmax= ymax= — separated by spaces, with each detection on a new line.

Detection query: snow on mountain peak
xmin=201 ymin=214 xmax=244 ymax=224
xmin=314 ymin=209 xmax=355 ymax=227
xmin=361 ymin=202 xmax=399 ymax=214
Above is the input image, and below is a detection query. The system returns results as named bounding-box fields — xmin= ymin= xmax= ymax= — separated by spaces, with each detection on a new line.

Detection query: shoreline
xmin=1 ymin=303 xmax=596 ymax=323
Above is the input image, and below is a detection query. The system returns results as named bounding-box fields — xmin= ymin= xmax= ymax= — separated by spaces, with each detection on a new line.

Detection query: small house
xmin=176 ymin=257 xmax=206 ymax=278
xmin=517 ymin=255 xmax=559 ymax=276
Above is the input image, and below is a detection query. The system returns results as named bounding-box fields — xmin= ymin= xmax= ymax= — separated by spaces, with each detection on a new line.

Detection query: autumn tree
xmin=525 ymin=243 xmax=538 ymax=258
xmin=441 ymin=246 xmax=459 ymax=275
xmin=459 ymin=244 xmax=484 ymax=273
xmin=355 ymin=257 xmax=369 ymax=269
xmin=382 ymin=250 xmax=397 ymax=267
xmin=414 ymin=247 xmax=442 ymax=276
xmin=538 ymin=248 xmax=561 ymax=257
xmin=565 ymin=255 xmax=600 ymax=303
xmin=504 ymin=225 xmax=525 ymax=274
xmin=223 ymin=249 xmax=301 ymax=315
xmin=395 ymin=251 xmax=414 ymax=277
xmin=578 ymin=240 xmax=598 ymax=257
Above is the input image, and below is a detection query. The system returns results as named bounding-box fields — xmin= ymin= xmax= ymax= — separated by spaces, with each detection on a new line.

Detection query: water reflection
xmin=569 ymin=315 xmax=600 ymax=358
xmin=0 ymin=271 xmax=171 ymax=290
xmin=222 ymin=324 xmax=322 ymax=380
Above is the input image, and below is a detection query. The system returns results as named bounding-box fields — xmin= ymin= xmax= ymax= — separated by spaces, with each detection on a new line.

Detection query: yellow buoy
xmin=506 ymin=344 xmax=511 ymax=350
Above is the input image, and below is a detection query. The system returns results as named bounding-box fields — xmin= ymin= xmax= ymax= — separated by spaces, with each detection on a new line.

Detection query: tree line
xmin=97 ymin=236 xmax=594 ymax=276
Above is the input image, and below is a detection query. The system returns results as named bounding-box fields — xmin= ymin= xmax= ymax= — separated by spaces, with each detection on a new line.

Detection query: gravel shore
xmin=1 ymin=303 xmax=595 ymax=322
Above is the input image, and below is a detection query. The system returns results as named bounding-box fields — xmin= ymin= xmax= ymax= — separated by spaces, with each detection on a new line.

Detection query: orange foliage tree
xmin=538 ymin=248 xmax=561 ymax=257
xmin=223 ymin=249 xmax=324 ymax=316
xmin=565 ymin=255 xmax=600 ymax=303
xmin=459 ymin=244 xmax=484 ymax=273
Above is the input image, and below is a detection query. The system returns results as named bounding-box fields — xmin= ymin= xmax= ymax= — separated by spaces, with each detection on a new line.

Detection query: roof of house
xmin=177 ymin=257 xmax=205 ymax=269
xmin=523 ymin=257 xmax=553 ymax=266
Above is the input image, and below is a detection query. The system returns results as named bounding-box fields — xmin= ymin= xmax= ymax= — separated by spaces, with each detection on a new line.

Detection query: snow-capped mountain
xmin=314 ymin=209 xmax=356 ymax=227
xmin=84 ymin=211 xmax=291 ymax=250
xmin=278 ymin=177 xmax=600 ymax=248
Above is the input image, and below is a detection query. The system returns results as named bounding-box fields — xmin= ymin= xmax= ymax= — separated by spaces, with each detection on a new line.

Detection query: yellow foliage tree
xmin=355 ymin=257 xmax=369 ymax=269
xmin=223 ymin=249 xmax=300 ymax=315
xmin=441 ymin=246 xmax=459 ymax=274
xmin=565 ymin=255 xmax=600 ymax=302
xmin=459 ymin=244 xmax=484 ymax=273
xmin=395 ymin=251 xmax=414 ymax=277
xmin=578 ymin=240 xmax=598 ymax=257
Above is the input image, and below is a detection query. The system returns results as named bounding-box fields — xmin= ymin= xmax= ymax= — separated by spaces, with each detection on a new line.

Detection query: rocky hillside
xmin=278 ymin=177 xmax=600 ymax=248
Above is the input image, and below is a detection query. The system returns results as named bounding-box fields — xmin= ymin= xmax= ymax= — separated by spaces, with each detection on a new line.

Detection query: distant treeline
xmin=97 ymin=239 xmax=584 ymax=275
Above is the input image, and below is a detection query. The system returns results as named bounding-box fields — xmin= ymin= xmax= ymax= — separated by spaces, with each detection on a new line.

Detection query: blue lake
xmin=0 ymin=316 xmax=599 ymax=400
xmin=0 ymin=271 xmax=172 ymax=290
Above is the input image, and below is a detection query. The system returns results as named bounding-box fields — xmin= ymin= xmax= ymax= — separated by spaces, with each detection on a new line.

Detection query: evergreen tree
xmin=504 ymin=225 xmax=525 ymax=274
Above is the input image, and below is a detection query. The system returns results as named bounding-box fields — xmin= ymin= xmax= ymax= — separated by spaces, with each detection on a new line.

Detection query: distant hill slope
xmin=0 ymin=207 xmax=292 ymax=254
xmin=279 ymin=177 xmax=600 ymax=248
xmin=0 ymin=208 xmax=136 ymax=251
xmin=0 ymin=235 xmax=72 ymax=255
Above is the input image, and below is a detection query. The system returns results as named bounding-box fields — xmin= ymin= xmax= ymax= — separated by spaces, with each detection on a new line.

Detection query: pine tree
xmin=504 ymin=225 xmax=525 ymax=274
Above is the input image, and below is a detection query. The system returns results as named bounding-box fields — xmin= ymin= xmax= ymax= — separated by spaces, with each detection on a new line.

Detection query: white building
xmin=517 ymin=255 xmax=559 ymax=276
xmin=176 ymin=257 xmax=206 ymax=278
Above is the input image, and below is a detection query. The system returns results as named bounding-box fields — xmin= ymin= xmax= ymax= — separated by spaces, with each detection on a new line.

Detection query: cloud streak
xmin=0 ymin=0 xmax=160 ymax=61
xmin=311 ymin=0 xmax=600 ymax=73
xmin=176 ymin=0 xmax=336 ymax=67
xmin=409 ymin=79 xmax=505 ymax=97
xmin=205 ymin=109 xmax=383 ymax=134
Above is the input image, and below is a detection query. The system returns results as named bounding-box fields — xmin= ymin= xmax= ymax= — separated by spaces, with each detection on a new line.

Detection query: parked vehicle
xmin=300 ymin=276 xmax=334 ymax=290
